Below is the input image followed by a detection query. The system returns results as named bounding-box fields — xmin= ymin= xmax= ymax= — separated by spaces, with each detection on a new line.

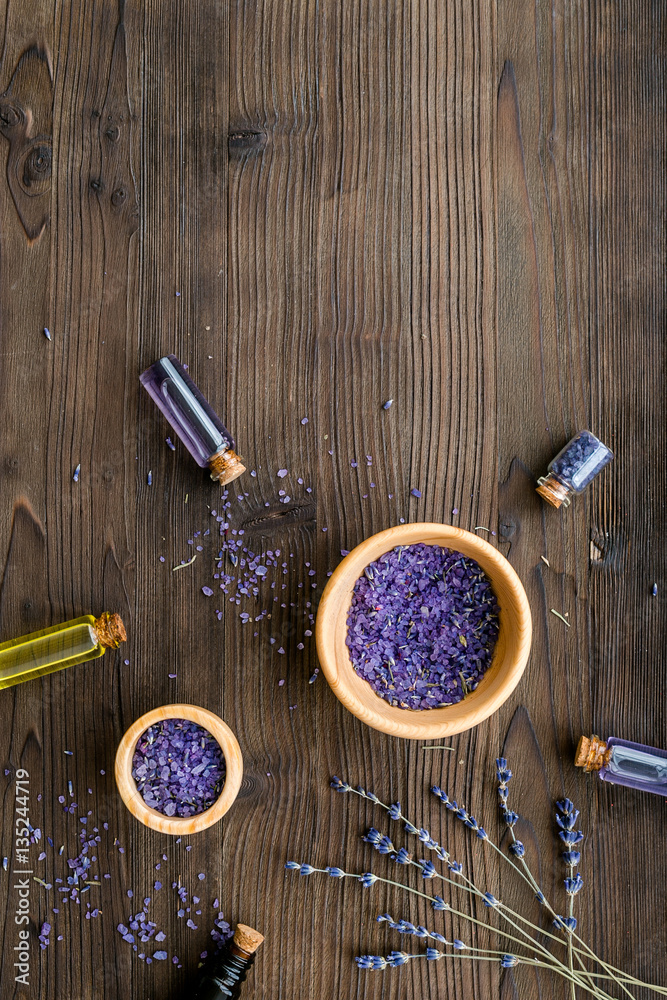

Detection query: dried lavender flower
xmin=346 ymin=544 xmax=499 ymax=711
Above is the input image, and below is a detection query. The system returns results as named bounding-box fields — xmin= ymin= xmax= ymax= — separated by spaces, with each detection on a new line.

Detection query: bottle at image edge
xmin=575 ymin=734 xmax=667 ymax=796
xmin=190 ymin=925 xmax=264 ymax=1000
xmin=0 ymin=613 xmax=126 ymax=689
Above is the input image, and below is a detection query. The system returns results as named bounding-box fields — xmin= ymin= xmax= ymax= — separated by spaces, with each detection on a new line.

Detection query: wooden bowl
xmin=316 ymin=523 xmax=532 ymax=739
xmin=114 ymin=704 xmax=243 ymax=835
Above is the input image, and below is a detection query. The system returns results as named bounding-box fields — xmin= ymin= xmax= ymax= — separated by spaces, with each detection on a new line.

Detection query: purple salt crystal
xmin=545 ymin=430 xmax=613 ymax=493
xmin=153 ymin=950 xmax=168 ymax=960
xmin=277 ymin=469 xmax=288 ymax=478
xmin=301 ymin=417 xmax=309 ymax=424
xmin=411 ymin=488 xmax=422 ymax=498
xmin=202 ymin=586 xmax=214 ymax=597
xmin=382 ymin=399 xmax=393 ymax=410
xmin=346 ymin=543 xmax=499 ymax=711
xmin=131 ymin=719 xmax=226 ymax=818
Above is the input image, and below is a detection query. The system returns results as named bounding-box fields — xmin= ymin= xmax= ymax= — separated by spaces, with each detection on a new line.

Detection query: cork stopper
xmin=208 ymin=447 xmax=247 ymax=486
xmin=536 ymin=474 xmax=572 ymax=509
xmin=93 ymin=612 xmax=127 ymax=649
xmin=575 ymin=734 xmax=611 ymax=772
xmin=232 ymin=924 xmax=264 ymax=957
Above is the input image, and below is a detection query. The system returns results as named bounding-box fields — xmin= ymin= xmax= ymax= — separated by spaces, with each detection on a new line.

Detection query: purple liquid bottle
xmin=536 ymin=430 xmax=613 ymax=509
xmin=140 ymin=355 xmax=246 ymax=485
xmin=575 ymin=734 xmax=667 ymax=796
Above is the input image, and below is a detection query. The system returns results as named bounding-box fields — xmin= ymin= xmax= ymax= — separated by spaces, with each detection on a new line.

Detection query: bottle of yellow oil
xmin=0 ymin=612 xmax=126 ymax=689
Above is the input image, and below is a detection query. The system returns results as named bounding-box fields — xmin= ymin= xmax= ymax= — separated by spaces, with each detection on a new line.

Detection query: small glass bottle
xmin=575 ymin=734 xmax=667 ymax=796
xmin=0 ymin=613 xmax=126 ymax=690
xmin=536 ymin=430 xmax=613 ymax=508
xmin=191 ymin=924 xmax=264 ymax=1000
xmin=140 ymin=355 xmax=246 ymax=486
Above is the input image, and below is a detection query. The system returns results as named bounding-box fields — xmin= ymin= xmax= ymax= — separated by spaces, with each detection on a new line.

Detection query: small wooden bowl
xmin=115 ymin=704 xmax=243 ymax=835
xmin=316 ymin=523 xmax=532 ymax=739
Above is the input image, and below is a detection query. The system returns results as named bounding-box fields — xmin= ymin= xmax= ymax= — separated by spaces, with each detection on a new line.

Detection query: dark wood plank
xmin=0 ymin=0 xmax=664 ymax=998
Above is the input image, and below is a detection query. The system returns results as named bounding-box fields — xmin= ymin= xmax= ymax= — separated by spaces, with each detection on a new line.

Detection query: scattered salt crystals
xmin=168 ymin=673 xmax=177 ymax=679
xmin=64 ymin=750 xmax=73 ymax=756
xmin=159 ymin=555 xmax=165 ymax=562
xmin=250 ymin=470 xmax=257 ymax=476
xmin=166 ymin=437 xmax=175 ymax=450
xmin=277 ymin=647 xmax=285 ymax=654
xmin=351 ymin=461 xmax=358 ymax=468
xmin=277 ymin=469 xmax=288 ymax=478
xmin=73 ymin=464 xmax=80 ymax=483
xmin=147 ymin=471 xmax=153 ymax=486
xmin=382 ymin=399 xmax=393 ymax=409
xmin=44 ymin=327 xmax=52 ymax=340
xmin=308 ymin=669 xmax=319 ymax=684
xmin=197 ymin=873 xmax=206 ymax=881
xmin=297 ymin=642 xmax=304 ymax=650
xmin=301 ymin=417 xmax=309 ymax=424
xmin=124 ymin=659 xmax=130 ymax=665
xmin=202 ymin=586 xmax=214 ymax=597
xmin=278 ymin=679 xmax=285 ymax=686
xmin=652 ymin=583 xmax=658 ymax=597
xmin=153 ymin=950 xmax=167 ymax=960
xmin=452 ymin=507 xmax=459 ymax=515
xmin=410 ymin=488 xmax=422 ymax=498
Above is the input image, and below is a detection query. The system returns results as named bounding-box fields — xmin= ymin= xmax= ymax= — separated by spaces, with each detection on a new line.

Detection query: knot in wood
xmin=228 ymin=129 xmax=267 ymax=152
xmin=111 ymin=187 xmax=127 ymax=207
xmin=499 ymin=518 xmax=516 ymax=539
xmin=19 ymin=139 xmax=52 ymax=195
xmin=105 ymin=124 xmax=121 ymax=142
xmin=0 ymin=100 xmax=23 ymax=130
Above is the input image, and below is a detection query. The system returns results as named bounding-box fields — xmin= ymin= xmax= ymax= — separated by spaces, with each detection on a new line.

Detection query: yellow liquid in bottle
xmin=0 ymin=616 xmax=104 ymax=689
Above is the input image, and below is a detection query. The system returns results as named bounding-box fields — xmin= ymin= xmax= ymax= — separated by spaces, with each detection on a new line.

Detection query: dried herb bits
xmin=536 ymin=430 xmax=613 ymax=509
xmin=132 ymin=719 xmax=226 ymax=818
xmin=346 ymin=543 xmax=500 ymax=710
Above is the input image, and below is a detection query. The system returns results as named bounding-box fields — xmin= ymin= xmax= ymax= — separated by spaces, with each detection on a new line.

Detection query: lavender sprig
xmin=556 ymin=798 xmax=585 ymax=1000
xmin=332 ymin=777 xmax=449 ymax=861
xmin=327 ymin=776 xmax=665 ymax=997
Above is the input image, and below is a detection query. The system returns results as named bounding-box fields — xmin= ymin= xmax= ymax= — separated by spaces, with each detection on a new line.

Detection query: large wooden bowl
xmin=316 ymin=523 xmax=532 ymax=739
xmin=115 ymin=704 xmax=243 ymax=835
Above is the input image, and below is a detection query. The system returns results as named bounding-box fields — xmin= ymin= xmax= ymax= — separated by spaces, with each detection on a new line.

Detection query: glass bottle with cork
xmin=191 ymin=923 xmax=264 ymax=1000
xmin=0 ymin=612 xmax=126 ymax=689
xmin=140 ymin=355 xmax=245 ymax=486
xmin=575 ymin=734 xmax=667 ymax=796
xmin=536 ymin=430 xmax=613 ymax=508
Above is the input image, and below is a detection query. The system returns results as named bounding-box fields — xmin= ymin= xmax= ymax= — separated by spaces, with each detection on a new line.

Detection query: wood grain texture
xmin=0 ymin=1 xmax=664 ymax=999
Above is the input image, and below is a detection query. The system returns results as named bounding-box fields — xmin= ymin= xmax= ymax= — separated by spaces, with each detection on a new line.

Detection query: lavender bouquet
xmin=285 ymin=762 xmax=666 ymax=998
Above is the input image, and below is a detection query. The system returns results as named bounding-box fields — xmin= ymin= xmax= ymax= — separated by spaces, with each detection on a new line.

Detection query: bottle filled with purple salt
xmin=575 ymin=734 xmax=667 ymax=797
xmin=536 ymin=430 xmax=613 ymax=509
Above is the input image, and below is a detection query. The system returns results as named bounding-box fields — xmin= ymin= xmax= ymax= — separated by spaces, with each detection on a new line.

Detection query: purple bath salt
xmin=537 ymin=430 xmax=613 ymax=508
xmin=346 ymin=543 xmax=500 ymax=710
xmin=131 ymin=719 xmax=226 ymax=818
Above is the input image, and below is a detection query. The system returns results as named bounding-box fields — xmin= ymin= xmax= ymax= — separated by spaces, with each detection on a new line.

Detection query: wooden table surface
xmin=0 ymin=2 xmax=665 ymax=998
